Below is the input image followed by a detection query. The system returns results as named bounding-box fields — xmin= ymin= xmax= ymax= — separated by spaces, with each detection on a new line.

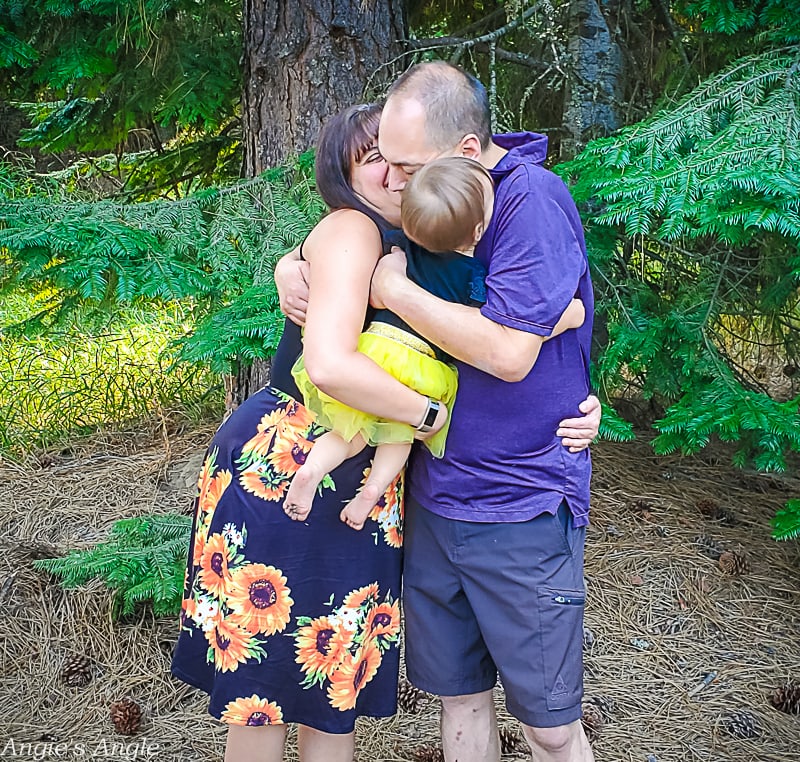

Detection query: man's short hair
xmin=387 ymin=61 xmax=492 ymax=151
xmin=401 ymin=157 xmax=492 ymax=253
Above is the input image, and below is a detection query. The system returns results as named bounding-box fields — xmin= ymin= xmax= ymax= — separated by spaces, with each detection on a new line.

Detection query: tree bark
xmin=242 ymin=0 xmax=406 ymax=173
xmin=561 ymin=0 xmax=625 ymax=160
xmin=232 ymin=0 xmax=406 ymax=407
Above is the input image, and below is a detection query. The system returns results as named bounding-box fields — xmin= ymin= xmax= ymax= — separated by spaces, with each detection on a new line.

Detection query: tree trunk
xmin=242 ymin=0 xmax=406 ymax=173
xmin=232 ymin=0 xmax=406 ymax=407
xmin=560 ymin=0 xmax=625 ymax=160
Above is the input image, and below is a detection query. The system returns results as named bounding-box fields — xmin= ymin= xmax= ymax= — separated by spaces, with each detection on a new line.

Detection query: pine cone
xmin=581 ymin=700 xmax=604 ymax=743
xmin=694 ymin=534 xmax=724 ymax=560
xmin=585 ymin=694 xmax=615 ymax=720
xmin=25 ymin=541 xmax=60 ymax=561
xmin=499 ymin=726 xmax=523 ymax=754
xmin=630 ymin=498 xmax=653 ymax=514
xmin=411 ymin=744 xmax=444 ymax=762
xmin=696 ymin=498 xmax=737 ymax=525
xmin=109 ymin=698 xmax=143 ymax=736
xmin=718 ymin=550 xmax=749 ymax=575
xmin=770 ymin=681 xmax=800 ymax=714
xmin=721 ymin=710 xmax=759 ymax=739
xmin=60 ymin=654 xmax=92 ymax=687
xmin=696 ymin=498 xmax=720 ymax=517
xmin=397 ymin=679 xmax=427 ymax=713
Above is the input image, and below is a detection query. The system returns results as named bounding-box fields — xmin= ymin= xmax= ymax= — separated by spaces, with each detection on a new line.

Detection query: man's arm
xmin=274 ymin=246 xmax=310 ymax=325
xmin=373 ymin=253 xmax=602 ymax=446
xmin=372 ymin=249 xmax=545 ymax=383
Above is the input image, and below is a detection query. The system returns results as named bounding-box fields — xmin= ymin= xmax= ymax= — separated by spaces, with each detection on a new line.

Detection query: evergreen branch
xmin=772 ymin=499 xmax=800 ymax=540
xmin=0 ymin=154 xmax=322 ymax=370
xmin=33 ymin=514 xmax=192 ymax=618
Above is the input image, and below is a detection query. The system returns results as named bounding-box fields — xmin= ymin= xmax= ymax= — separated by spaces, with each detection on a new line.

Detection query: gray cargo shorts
xmin=402 ymin=496 xmax=586 ymax=728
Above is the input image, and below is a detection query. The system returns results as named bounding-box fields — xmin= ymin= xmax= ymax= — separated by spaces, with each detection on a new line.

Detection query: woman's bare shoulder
xmin=305 ymin=209 xmax=382 ymax=253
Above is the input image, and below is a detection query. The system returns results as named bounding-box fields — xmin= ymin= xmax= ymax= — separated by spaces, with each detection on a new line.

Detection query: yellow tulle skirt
xmin=291 ymin=322 xmax=458 ymax=457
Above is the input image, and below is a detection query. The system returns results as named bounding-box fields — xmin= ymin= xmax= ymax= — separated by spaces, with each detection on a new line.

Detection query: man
xmin=277 ymin=62 xmax=599 ymax=762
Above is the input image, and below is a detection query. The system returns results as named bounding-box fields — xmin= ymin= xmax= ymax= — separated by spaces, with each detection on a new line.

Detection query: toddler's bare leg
xmin=340 ymin=442 xmax=411 ymax=530
xmin=284 ymin=432 xmax=366 ymax=521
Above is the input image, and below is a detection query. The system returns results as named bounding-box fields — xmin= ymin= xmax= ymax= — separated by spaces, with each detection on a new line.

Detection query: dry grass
xmin=1 ymin=423 xmax=799 ymax=761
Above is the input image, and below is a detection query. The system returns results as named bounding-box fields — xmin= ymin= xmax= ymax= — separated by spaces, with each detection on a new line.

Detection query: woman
xmin=171 ymin=104 xmax=446 ymax=762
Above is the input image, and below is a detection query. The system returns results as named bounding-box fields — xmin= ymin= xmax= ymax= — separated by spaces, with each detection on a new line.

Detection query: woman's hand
xmin=557 ymin=395 xmax=601 ymax=452
xmin=275 ymin=247 xmax=311 ymax=326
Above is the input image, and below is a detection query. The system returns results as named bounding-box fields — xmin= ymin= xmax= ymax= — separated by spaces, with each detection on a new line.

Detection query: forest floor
xmin=1 ymin=419 xmax=799 ymax=762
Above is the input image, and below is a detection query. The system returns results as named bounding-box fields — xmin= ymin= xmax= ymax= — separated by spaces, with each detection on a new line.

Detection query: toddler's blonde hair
xmin=401 ymin=157 xmax=492 ymax=253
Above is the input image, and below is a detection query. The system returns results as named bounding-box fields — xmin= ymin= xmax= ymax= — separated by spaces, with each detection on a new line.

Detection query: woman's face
xmin=350 ymin=143 xmax=402 ymax=228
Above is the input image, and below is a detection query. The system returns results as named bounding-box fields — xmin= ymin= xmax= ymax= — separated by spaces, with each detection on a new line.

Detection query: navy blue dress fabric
xmin=171 ymin=319 xmax=404 ymax=733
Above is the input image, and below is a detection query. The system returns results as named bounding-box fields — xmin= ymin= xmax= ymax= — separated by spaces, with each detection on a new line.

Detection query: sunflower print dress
xmin=171 ymin=320 xmax=403 ymax=733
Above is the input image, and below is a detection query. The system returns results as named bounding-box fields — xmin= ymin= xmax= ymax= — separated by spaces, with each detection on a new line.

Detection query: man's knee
xmin=522 ymin=720 xmax=581 ymax=755
xmin=440 ymin=690 xmax=494 ymax=717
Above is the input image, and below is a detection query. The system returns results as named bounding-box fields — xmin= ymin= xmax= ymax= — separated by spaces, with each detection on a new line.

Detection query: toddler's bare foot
xmin=284 ymin=463 xmax=324 ymax=521
xmin=340 ymin=483 xmax=381 ymax=530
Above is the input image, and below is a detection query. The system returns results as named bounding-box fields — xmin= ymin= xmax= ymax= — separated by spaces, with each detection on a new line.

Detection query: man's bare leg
xmin=521 ymin=719 xmax=594 ymax=762
xmin=439 ymin=690 xmax=500 ymax=762
xmin=340 ymin=441 xmax=411 ymax=530
xmin=297 ymin=725 xmax=354 ymax=762
xmin=225 ymin=724 xmax=287 ymax=762
xmin=284 ymin=431 xmax=366 ymax=521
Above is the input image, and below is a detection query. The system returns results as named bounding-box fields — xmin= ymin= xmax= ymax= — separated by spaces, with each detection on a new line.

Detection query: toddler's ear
xmin=473 ymin=222 xmax=485 ymax=243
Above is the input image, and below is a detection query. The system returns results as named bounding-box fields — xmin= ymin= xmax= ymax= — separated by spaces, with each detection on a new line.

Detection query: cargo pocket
xmin=536 ymin=586 xmax=585 ymax=710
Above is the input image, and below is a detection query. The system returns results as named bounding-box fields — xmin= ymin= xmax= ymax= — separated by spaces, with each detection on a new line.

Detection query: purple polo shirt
xmin=407 ymin=132 xmax=593 ymax=526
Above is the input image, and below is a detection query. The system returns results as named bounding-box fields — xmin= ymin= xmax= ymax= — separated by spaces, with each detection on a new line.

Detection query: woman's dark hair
xmin=315 ymin=103 xmax=389 ymax=231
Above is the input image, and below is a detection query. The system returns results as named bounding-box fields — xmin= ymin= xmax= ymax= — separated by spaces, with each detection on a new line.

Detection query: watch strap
xmin=416 ymin=399 xmax=441 ymax=433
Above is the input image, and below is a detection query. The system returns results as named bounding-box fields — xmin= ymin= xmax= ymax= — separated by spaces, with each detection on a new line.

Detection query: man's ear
xmin=459 ymin=134 xmax=482 ymax=159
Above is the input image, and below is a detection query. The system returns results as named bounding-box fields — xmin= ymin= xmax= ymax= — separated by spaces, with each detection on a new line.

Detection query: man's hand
xmin=370 ymin=246 xmax=408 ymax=309
xmin=557 ymin=394 xmax=602 ymax=452
xmin=274 ymin=249 xmax=310 ymax=326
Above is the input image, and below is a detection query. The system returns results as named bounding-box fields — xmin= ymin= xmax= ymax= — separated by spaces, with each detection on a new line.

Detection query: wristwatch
xmin=416 ymin=398 xmax=442 ymax=433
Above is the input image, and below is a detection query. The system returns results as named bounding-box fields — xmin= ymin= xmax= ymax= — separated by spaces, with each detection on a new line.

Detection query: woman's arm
xmin=301 ymin=209 xmax=434 ymax=429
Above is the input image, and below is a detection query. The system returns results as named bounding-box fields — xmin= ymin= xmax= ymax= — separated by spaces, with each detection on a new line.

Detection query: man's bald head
xmin=386 ymin=61 xmax=492 ymax=151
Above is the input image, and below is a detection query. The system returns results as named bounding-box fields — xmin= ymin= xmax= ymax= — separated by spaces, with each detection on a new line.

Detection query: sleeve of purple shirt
xmin=480 ymin=167 xmax=586 ymax=337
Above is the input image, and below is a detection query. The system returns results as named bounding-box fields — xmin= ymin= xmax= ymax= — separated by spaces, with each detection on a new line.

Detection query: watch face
xmin=423 ymin=401 xmax=439 ymax=429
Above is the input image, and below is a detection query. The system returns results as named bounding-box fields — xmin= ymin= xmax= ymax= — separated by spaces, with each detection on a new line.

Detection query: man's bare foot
xmin=340 ymin=483 xmax=381 ymax=530
xmin=284 ymin=463 xmax=325 ymax=521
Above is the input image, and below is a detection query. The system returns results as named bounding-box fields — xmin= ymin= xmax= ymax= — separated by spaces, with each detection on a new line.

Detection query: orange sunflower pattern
xmin=236 ymin=391 xmax=331 ymax=504
xmin=221 ymin=694 xmax=284 ymax=726
xmin=363 ymin=467 xmax=404 ymax=548
xmin=293 ymin=584 xmax=401 ymax=711
xmin=192 ymin=448 xmax=233 ymax=567
xmin=181 ymin=515 xmax=294 ymax=674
